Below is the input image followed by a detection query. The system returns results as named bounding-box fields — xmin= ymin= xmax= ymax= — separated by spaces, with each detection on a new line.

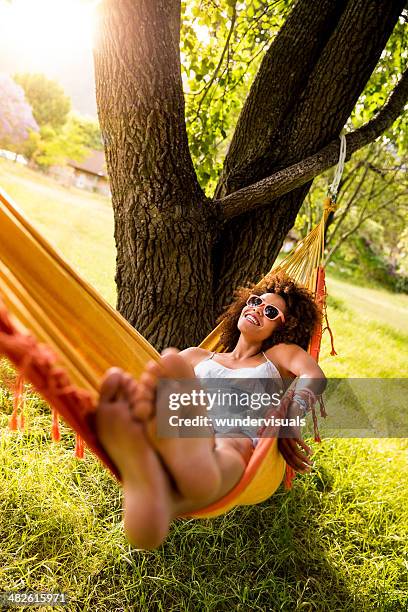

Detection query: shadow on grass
xmin=70 ymin=466 xmax=400 ymax=612
xmin=1 ymin=439 xmax=406 ymax=611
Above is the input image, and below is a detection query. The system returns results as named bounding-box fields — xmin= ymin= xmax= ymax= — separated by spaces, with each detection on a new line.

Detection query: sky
xmin=0 ymin=0 xmax=99 ymax=116
xmin=0 ymin=0 xmax=214 ymax=116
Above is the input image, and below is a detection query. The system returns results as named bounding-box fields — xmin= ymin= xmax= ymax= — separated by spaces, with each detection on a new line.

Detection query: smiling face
xmin=237 ymin=292 xmax=287 ymax=342
xmin=218 ymin=273 xmax=320 ymax=352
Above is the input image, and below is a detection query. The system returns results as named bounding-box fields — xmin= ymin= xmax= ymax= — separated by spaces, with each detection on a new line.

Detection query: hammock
xmin=0 ymin=133 xmax=344 ymax=518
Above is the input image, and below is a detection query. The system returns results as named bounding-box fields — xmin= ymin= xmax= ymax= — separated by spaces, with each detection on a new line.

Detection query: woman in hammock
xmin=96 ymin=274 xmax=326 ymax=549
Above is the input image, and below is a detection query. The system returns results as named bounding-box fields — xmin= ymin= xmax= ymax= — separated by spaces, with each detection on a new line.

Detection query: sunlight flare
xmin=0 ymin=0 xmax=98 ymax=73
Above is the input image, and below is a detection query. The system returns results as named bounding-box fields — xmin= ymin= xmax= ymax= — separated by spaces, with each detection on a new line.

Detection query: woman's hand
xmin=278 ymin=435 xmax=313 ymax=474
xmin=278 ymin=400 xmax=313 ymax=474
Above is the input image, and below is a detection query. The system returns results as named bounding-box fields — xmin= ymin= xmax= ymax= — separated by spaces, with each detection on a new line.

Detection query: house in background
xmin=67 ymin=149 xmax=110 ymax=197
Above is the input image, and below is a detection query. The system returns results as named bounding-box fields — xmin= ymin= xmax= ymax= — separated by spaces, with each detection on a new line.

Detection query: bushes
xmin=394 ymin=274 xmax=408 ymax=294
xmin=330 ymin=236 xmax=408 ymax=294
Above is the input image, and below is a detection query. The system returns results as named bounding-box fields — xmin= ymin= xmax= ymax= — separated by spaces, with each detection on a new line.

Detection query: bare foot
xmin=132 ymin=350 xmax=222 ymax=505
xmin=95 ymin=367 xmax=173 ymax=550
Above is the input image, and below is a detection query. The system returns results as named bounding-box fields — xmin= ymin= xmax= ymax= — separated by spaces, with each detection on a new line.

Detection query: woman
xmin=96 ymin=273 xmax=326 ymax=549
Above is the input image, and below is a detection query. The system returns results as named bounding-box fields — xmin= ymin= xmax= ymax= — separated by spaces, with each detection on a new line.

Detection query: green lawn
xmin=0 ymin=159 xmax=117 ymax=305
xmin=0 ymin=159 xmax=407 ymax=611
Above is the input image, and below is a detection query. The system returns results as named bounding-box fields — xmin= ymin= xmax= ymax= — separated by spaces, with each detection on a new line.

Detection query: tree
xmin=13 ymin=73 xmax=71 ymax=129
xmin=16 ymin=113 xmax=98 ymax=170
xmin=68 ymin=114 xmax=104 ymax=151
xmin=93 ymin=0 xmax=408 ymax=350
xmin=28 ymin=120 xmax=89 ymax=169
xmin=297 ymin=140 xmax=408 ymax=258
xmin=0 ymin=73 xmax=38 ymax=147
xmin=324 ymin=143 xmax=408 ymax=267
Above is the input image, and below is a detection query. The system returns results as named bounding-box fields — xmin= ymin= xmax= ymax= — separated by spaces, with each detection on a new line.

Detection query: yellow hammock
xmin=0 ymin=187 xmax=334 ymax=519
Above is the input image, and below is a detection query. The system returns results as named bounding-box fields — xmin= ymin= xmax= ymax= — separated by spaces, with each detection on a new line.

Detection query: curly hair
xmin=218 ymin=272 xmax=321 ymax=352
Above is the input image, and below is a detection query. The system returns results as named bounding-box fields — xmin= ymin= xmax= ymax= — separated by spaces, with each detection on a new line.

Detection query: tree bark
xmin=94 ymin=0 xmax=406 ymax=349
xmin=94 ymin=0 xmax=218 ymax=349
xmin=212 ymin=0 xmax=405 ymax=312
xmin=215 ymin=66 xmax=408 ymax=221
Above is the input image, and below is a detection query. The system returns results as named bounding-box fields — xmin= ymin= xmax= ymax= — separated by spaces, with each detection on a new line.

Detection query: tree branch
xmin=214 ymin=0 xmax=347 ymax=199
xmin=190 ymin=3 xmax=237 ymax=124
xmin=325 ymin=191 xmax=408 ymax=263
xmin=327 ymin=159 xmax=371 ymax=246
xmin=216 ymin=66 xmax=408 ymax=219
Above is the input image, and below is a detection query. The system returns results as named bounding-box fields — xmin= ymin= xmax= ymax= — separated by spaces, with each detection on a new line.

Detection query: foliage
xmin=331 ymin=234 xmax=408 ymax=294
xmin=180 ymin=3 xmax=407 ymax=194
xmin=27 ymin=120 xmax=89 ymax=169
xmin=9 ymin=73 xmax=103 ymax=168
xmin=351 ymin=14 xmax=408 ymax=156
xmin=16 ymin=111 xmax=102 ymax=168
xmin=68 ymin=113 xmax=103 ymax=151
xmin=0 ymin=73 xmax=38 ymax=146
xmin=181 ymin=0 xmax=292 ymax=194
xmin=295 ymin=139 xmax=408 ymax=292
xmin=350 ymin=235 xmax=399 ymax=290
xmin=13 ymin=72 xmax=71 ymax=130
xmin=396 ymin=226 xmax=408 ymax=276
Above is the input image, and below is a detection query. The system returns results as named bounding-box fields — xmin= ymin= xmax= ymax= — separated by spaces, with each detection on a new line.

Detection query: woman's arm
xmin=285 ymin=345 xmax=327 ymax=398
xmin=178 ymin=347 xmax=212 ymax=369
xmin=266 ymin=344 xmax=327 ymax=474
xmin=267 ymin=343 xmax=327 ymax=395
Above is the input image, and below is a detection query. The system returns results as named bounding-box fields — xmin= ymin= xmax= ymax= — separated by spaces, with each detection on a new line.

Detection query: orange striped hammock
xmin=0 ymin=187 xmax=334 ymax=518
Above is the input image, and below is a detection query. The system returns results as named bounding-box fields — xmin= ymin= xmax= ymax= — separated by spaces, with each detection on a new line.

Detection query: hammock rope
xmin=328 ymin=132 xmax=347 ymax=201
xmin=0 ymin=135 xmax=345 ymax=517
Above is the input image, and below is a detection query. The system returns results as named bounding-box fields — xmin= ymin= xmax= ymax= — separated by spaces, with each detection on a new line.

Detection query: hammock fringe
xmin=9 ymin=373 xmax=24 ymax=431
xmin=0 ymin=299 xmax=119 ymax=478
xmin=0 ymin=183 xmax=340 ymax=517
xmin=284 ymin=465 xmax=297 ymax=490
xmin=52 ymin=408 xmax=61 ymax=442
xmin=75 ymin=433 xmax=85 ymax=458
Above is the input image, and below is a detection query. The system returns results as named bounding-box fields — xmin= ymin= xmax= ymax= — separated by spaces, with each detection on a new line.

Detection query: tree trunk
xmin=94 ymin=0 xmax=405 ymax=349
xmin=213 ymin=0 xmax=405 ymax=311
xmin=94 ymin=0 xmax=218 ymax=349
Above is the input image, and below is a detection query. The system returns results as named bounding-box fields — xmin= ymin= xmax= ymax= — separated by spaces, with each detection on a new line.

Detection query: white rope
xmin=328 ymin=133 xmax=347 ymax=200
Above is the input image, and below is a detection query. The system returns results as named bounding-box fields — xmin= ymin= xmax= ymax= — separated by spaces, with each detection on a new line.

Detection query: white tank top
xmin=194 ymin=351 xmax=283 ymax=383
xmin=193 ymin=351 xmax=283 ymax=441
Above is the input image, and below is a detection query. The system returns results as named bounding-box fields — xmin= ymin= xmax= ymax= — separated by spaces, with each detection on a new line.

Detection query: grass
xmin=1 ymin=159 xmax=408 ymax=611
xmin=328 ymin=277 xmax=408 ymax=335
xmin=0 ymin=159 xmax=116 ymax=306
xmin=318 ymin=292 xmax=408 ymax=378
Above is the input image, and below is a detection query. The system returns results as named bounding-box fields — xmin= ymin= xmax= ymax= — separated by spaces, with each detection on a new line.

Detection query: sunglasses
xmin=245 ymin=295 xmax=286 ymax=323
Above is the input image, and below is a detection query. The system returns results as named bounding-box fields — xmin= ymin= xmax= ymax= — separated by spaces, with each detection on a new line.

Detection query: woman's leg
xmin=134 ymin=350 xmax=254 ymax=505
xmin=96 ymin=368 xmax=175 ymax=549
xmin=172 ymin=436 xmax=253 ymax=516
xmin=95 ymin=354 xmax=253 ymax=548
